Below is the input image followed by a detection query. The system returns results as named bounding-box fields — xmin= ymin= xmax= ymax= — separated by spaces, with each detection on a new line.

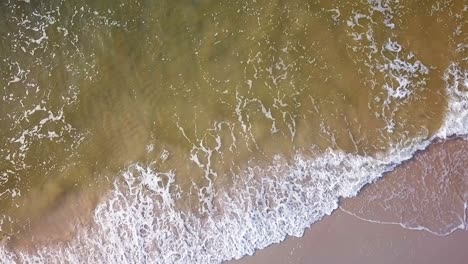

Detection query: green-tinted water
xmin=0 ymin=0 xmax=465 ymax=247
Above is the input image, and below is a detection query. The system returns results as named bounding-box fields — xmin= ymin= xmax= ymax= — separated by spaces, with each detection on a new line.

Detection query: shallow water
xmin=0 ymin=0 xmax=467 ymax=263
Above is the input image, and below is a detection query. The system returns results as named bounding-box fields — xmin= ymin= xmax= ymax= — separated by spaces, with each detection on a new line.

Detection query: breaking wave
xmin=0 ymin=62 xmax=466 ymax=264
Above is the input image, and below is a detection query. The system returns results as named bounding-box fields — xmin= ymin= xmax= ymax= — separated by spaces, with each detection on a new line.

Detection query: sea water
xmin=0 ymin=0 xmax=466 ymax=263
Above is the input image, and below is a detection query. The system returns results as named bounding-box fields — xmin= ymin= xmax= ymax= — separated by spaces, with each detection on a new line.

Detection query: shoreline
xmin=229 ymin=138 xmax=468 ymax=263
xmin=3 ymin=137 xmax=467 ymax=261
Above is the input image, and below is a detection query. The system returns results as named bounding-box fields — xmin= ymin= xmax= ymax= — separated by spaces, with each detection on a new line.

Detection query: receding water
xmin=0 ymin=0 xmax=466 ymax=262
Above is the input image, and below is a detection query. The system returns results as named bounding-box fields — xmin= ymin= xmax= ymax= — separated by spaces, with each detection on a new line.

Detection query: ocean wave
xmin=1 ymin=61 xmax=466 ymax=263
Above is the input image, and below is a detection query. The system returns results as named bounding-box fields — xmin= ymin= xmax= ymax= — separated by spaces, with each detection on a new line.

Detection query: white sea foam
xmin=0 ymin=147 xmax=412 ymax=263
xmin=437 ymin=63 xmax=468 ymax=139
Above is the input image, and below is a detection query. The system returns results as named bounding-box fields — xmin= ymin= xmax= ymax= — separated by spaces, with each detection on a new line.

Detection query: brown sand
xmin=230 ymin=138 xmax=468 ymax=264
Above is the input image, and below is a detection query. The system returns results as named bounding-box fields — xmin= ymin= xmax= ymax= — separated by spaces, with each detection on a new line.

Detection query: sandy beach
xmin=231 ymin=138 xmax=468 ymax=264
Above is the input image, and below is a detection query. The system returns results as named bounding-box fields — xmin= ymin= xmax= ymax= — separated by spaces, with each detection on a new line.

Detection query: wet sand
xmin=340 ymin=138 xmax=468 ymax=236
xmin=230 ymin=209 xmax=468 ymax=264
xmin=230 ymin=138 xmax=468 ymax=264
